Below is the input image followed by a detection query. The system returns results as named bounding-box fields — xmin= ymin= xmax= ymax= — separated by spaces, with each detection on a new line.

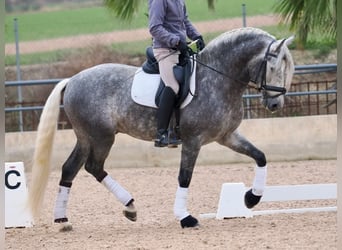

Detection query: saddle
xmin=142 ymin=47 xmax=194 ymax=108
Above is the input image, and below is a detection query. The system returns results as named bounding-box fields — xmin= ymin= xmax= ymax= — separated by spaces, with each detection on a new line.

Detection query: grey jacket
xmin=148 ymin=0 xmax=201 ymax=49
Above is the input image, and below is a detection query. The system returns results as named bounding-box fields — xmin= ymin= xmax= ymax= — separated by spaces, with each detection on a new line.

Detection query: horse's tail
xmin=28 ymin=78 xmax=69 ymax=219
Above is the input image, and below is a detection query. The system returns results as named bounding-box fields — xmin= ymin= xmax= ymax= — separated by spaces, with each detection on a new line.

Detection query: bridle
xmin=192 ymin=39 xmax=287 ymax=99
xmin=249 ymin=39 xmax=287 ymax=99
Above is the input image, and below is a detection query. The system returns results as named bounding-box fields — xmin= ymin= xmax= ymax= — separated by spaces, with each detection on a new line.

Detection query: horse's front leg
xmin=218 ymin=130 xmax=267 ymax=209
xmin=174 ymin=142 xmax=201 ymax=228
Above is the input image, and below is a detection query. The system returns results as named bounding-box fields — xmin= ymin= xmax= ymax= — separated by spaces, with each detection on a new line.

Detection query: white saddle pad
xmin=131 ymin=61 xmax=196 ymax=109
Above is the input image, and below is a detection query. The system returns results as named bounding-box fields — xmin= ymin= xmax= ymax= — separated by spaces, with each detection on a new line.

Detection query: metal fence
xmin=242 ymin=64 xmax=337 ymax=119
xmin=243 ymin=80 xmax=337 ymax=119
xmin=5 ymin=64 xmax=337 ymax=132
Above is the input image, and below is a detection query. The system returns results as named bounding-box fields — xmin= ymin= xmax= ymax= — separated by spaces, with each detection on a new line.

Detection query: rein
xmin=191 ymin=56 xmax=246 ymax=84
xmin=191 ymin=39 xmax=287 ymax=99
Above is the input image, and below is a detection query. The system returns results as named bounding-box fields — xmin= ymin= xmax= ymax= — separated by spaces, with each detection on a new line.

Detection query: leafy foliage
xmin=103 ymin=0 xmax=142 ymax=21
xmin=273 ymin=0 xmax=336 ymax=47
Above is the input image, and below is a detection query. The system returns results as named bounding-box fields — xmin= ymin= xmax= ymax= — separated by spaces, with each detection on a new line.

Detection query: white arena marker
xmin=5 ymin=162 xmax=33 ymax=228
xmin=200 ymin=182 xmax=337 ymax=219
xmin=216 ymin=183 xmax=252 ymax=219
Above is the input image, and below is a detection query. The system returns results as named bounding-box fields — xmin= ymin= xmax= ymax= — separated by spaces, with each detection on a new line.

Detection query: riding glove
xmin=195 ymin=36 xmax=205 ymax=51
xmin=177 ymin=40 xmax=188 ymax=55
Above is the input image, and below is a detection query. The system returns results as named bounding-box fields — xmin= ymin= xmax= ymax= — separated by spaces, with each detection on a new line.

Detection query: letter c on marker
xmin=5 ymin=170 xmax=21 ymax=190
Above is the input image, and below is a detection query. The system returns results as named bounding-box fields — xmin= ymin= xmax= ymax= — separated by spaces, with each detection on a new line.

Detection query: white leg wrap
xmin=173 ymin=186 xmax=190 ymax=220
xmin=54 ymin=186 xmax=70 ymax=220
xmin=252 ymin=165 xmax=267 ymax=196
xmin=102 ymin=175 xmax=133 ymax=206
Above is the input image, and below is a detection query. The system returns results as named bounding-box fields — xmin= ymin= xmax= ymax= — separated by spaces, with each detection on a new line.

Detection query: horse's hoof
xmin=123 ymin=205 xmax=137 ymax=222
xmin=54 ymin=218 xmax=73 ymax=232
xmin=55 ymin=218 xmax=72 ymax=232
xmin=180 ymin=215 xmax=199 ymax=228
xmin=244 ymin=189 xmax=262 ymax=209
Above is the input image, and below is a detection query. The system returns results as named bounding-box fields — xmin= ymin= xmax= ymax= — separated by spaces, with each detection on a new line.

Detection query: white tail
xmin=28 ymin=79 xmax=69 ymax=219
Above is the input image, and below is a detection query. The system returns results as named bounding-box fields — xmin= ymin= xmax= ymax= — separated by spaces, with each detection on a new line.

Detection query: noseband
xmin=250 ymin=40 xmax=287 ymax=99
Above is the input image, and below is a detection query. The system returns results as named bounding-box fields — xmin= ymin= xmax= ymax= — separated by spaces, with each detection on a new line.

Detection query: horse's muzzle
xmin=262 ymin=97 xmax=284 ymax=113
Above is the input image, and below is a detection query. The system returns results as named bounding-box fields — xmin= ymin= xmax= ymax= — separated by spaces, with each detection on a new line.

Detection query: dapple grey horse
xmin=29 ymin=27 xmax=294 ymax=230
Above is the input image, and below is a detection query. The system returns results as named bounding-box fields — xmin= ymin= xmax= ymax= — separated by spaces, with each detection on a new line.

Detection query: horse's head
xmin=196 ymin=28 xmax=295 ymax=112
xmin=251 ymin=36 xmax=295 ymax=112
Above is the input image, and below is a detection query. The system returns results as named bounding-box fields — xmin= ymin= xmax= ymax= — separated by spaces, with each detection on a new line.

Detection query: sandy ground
xmin=5 ymin=160 xmax=336 ymax=249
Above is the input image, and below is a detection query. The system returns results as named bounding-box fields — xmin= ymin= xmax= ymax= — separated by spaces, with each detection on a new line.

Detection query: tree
xmin=103 ymin=0 xmax=141 ymax=21
xmin=273 ymin=0 xmax=336 ymax=47
xmin=103 ymin=0 xmax=215 ymax=21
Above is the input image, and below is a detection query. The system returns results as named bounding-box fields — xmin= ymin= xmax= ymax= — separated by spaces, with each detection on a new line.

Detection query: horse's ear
xmin=284 ymin=36 xmax=295 ymax=47
xmin=274 ymin=39 xmax=286 ymax=53
xmin=274 ymin=36 xmax=294 ymax=52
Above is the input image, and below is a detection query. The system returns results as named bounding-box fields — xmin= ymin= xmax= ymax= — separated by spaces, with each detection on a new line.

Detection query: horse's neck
xmin=197 ymin=49 xmax=250 ymax=90
xmin=199 ymin=37 xmax=267 ymax=86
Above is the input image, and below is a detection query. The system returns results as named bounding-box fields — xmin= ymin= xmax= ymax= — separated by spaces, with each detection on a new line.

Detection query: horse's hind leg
xmin=218 ymin=130 xmax=267 ymax=209
xmin=54 ymin=141 xmax=88 ymax=231
xmin=84 ymin=135 xmax=136 ymax=222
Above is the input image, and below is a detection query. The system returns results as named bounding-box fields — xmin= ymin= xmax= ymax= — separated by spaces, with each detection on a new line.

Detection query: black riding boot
xmin=155 ymin=87 xmax=182 ymax=147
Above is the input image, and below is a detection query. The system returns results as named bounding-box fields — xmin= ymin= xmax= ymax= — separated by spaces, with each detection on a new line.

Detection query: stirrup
xmin=168 ymin=127 xmax=182 ymax=148
xmin=167 ymin=136 xmax=182 ymax=148
xmin=154 ymin=132 xmax=168 ymax=147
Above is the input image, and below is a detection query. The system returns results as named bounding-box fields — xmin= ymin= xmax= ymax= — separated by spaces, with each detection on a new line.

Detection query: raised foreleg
xmin=218 ymin=130 xmax=267 ymax=209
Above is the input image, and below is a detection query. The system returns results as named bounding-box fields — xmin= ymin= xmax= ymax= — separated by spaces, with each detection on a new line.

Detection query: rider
xmin=148 ymin=0 xmax=205 ymax=147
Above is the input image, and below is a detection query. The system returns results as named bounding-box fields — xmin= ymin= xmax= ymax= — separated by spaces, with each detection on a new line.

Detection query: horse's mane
xmin=206 ymin=27 xmax=275 ymax=49
xmin=203 ymin=27 xmax=294 ymax=91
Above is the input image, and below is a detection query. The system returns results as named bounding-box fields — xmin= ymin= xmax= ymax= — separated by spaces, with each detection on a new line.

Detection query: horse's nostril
xmin=268 ymin=102 xmax=279 ymax=112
